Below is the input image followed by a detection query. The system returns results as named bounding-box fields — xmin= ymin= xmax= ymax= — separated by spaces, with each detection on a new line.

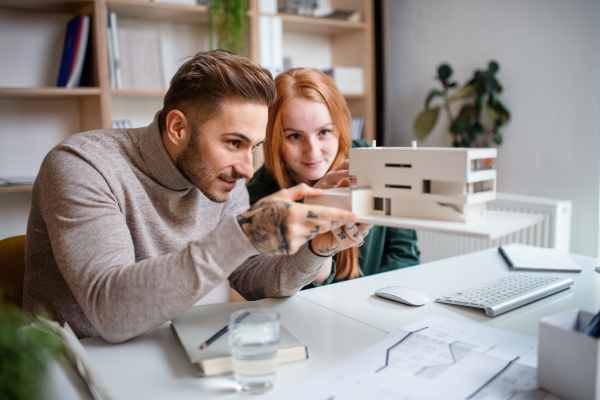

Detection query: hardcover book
xmin=171 ymin=302 xmax=308 ymax=377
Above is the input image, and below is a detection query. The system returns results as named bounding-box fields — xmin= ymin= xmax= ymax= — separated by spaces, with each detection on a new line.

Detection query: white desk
xmin=47 ymin=248 xmax=599 ymax=399
xmin=46 ymin=295 xmax=386 ymax=400
xmin=296 ymin=246 xmax=600 ymax=337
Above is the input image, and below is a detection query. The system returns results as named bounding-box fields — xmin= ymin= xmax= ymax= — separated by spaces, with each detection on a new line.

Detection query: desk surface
xmin=296 ymin=246 xmax=600 ymax=337
xmin=46 ymin=247 xmax=599 ymax=399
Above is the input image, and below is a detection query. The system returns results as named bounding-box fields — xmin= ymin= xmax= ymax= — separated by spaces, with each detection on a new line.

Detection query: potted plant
xmin=208 ymin=0 xmax=248 ymax=55
xmin=414 ymin=61 xmax=510 ymax=147
xmin=0 ymin=301 xmax=64 ymax=400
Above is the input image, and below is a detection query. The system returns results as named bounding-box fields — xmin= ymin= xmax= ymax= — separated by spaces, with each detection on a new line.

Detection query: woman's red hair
xmin=264 ymin=68 xmax=360 ymax=280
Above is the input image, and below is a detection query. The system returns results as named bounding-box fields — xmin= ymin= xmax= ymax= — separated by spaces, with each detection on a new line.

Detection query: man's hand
xmin=237 ymin=184 xmax=357 ymax=255
xmin=310 ymin=222 xmax=373 ymax=256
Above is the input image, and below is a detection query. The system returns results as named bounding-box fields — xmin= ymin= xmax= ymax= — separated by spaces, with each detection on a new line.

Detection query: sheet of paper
xmin=278 ymin=315 xmax=561 ymax=400
xmin=502 ymin=244 xmax=582 ymax=272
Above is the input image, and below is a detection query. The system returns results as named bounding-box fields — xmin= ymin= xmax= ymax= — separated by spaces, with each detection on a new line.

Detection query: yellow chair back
xmin=0 ymin=235 xmax=27 ymax=308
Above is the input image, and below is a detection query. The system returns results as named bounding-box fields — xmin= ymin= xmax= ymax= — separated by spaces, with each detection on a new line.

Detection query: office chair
xmin=0 ymin=235 xmax=26 ymax=308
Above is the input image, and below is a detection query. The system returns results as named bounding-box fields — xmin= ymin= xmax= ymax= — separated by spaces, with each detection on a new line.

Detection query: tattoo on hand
xmin=319 ymin=246 xmax=340 ymax=256
xmin=307 ymin=211 xmax=318 ymax=219
xmin=336 ymin=231 xmax=347 ymax=240
xmin=237 ymin=200 xmax=291 ymax=255
xmin=353 ymin=231 xmax=360 ymax=238
xmin=306 ymin=226 xmax=320 ymax=241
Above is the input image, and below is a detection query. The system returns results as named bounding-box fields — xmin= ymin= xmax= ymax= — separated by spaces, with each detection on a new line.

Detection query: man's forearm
xmin=228 ymin=243 xmax=327 ymax=300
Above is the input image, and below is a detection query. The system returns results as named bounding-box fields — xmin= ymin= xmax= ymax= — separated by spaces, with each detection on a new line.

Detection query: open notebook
xmin=171 ymin=302 xmax=308 ymax=377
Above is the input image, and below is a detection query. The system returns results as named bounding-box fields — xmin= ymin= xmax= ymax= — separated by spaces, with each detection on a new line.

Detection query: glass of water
xmin=228 ymin=308 xmax=281 ymax=394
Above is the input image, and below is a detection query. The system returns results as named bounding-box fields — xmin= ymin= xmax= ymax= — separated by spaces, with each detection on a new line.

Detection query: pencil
xmin=200 ymin=311 xmax=250 ymax=350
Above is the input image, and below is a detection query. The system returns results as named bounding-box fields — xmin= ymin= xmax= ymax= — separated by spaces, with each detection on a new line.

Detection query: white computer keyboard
xmin=435 ymin=274 xmax=574 ymax=317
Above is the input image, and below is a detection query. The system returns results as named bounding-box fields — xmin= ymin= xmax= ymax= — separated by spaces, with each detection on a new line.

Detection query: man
xmin=23 ymin=51 xmax=368 ymax=343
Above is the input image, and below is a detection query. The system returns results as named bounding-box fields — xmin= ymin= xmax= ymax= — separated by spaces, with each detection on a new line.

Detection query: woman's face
xmin=281 ymin=97 xmax=340 ymax=186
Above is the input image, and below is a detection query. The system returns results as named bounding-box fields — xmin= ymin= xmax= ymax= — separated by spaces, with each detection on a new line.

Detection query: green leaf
xmin=425 ymin=89 xmax=443 ymax=109
xmin=448 ymin=84 xmax=476 ymax=102
xmin=437 ymin=64 xmax=453 ymax=81
xmin=475 ymin=93 xmax=484 ymax=111
xmin=447 ymin=82 xmax=458 ymax=88
xmin=486 ymin=100 xmax=510 ymax=125
xmin=494 ymin=133 xmax=503 ymax=145
xmin=454 ymin=104 xmax=479 ymax=125
xmin=414 ymin=107 xmax=440 ymax=140
xmin=488 ymin=61 xmax=499 ymax=74
xmin=483 ymin=75 xmax=499 ymax=94
xmin=450 ymin=121 xmax=467 ymax=134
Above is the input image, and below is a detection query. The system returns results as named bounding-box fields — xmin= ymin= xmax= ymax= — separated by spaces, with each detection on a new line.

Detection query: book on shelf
xmin=106 ymin=15 xmax=116 ymax=89
xmin=171 ymin=302 xmax=308 ymax=377
xmin=57 ymin=14 xmax=91 ymax=87
xmin=108 ymin=12 xmax=165 ymax=91
xmin=351 ymin=117 xmax=364 ymax=140
xmin=66 ymin=16 xmax=90 ymax=88
xmin=108 ymin=12 xmax=124 ymax=89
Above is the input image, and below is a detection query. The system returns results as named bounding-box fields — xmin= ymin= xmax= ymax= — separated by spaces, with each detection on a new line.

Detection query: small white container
xmin=538 ymin=309 xmax=600 ymax=400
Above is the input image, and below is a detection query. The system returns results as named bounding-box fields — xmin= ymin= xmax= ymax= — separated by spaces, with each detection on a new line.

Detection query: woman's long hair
xmin=263 ymin=68 xmax=360 ymax=280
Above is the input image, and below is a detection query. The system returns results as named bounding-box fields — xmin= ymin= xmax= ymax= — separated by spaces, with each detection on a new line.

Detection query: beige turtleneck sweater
xmin=23 ymin=113 xmax=325 ymax=343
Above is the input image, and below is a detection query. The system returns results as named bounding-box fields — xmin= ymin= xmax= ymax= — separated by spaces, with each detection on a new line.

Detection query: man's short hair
xmin=159 ymin=50 xmax=276 ymax=133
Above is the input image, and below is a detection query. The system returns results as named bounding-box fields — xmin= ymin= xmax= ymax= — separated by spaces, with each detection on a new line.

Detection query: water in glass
xmin=229 ymin=309 xmax=280 ymax=394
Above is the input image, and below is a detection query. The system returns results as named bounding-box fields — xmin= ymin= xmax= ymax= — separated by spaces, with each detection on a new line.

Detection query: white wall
xmin=384 ymin=0 xmax=600 ymax=256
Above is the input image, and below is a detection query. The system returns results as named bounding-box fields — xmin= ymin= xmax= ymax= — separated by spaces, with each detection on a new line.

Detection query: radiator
xmin=416 ymin=192 xmax=572 ymax=263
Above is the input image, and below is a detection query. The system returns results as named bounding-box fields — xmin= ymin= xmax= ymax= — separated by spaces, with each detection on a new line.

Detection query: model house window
xmin=385 ymin=163 xmax=412 ymax=168
xmin=374 ymin=197 xmax=384 ymax=211
xmin=423 ymin=180 xmax=431 ymax=193
xmin=385 ymin=184 xmax=411 ymax=189
xmin=471 ymin=158 xmax=494 ymax=172
xmin=467 ymin=180 xmax=494 ymax=194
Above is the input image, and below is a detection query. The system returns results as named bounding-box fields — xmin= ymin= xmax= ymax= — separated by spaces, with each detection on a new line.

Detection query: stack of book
xmin=351 ymin=117 xmax=364 ymax=140
xmin=57 ymin=14 xmax=91 ymax=87
xmin=106 ymin=12 xmax=165 ymax=90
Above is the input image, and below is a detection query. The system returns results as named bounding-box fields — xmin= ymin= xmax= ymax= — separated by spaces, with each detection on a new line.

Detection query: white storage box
xmin=323 ymin=67 xmax=365 ymax=95
xmin=538 ymin=309 xmax=600 ymax=400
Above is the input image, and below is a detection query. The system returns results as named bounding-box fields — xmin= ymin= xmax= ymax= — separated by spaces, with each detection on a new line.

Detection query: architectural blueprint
xmin=280 ymin=315 xmax=561 ymax=400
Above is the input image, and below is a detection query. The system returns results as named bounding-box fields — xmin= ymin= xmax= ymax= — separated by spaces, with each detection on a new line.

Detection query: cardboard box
xmin=538 ymin=309 xmax=600 ymax=400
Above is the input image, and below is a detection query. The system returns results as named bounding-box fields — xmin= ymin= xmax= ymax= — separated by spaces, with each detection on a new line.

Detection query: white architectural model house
xmin=307 ymin=145 xmax=497 ymax=223
xmin=304 ymin=144 xmax=547 ymax=239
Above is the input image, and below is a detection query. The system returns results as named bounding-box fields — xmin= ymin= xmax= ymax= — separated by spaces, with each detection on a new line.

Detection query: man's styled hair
xmin=159 ymin=50 xmax=276 ymax=133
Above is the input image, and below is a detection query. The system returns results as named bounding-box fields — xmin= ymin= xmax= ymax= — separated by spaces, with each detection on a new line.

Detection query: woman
xmin=247 ymin=68 xmax=420 ymax=289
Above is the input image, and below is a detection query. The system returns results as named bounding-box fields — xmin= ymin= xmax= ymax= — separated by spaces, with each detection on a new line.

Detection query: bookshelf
xmin=0 ymin=0 xmax=376 ymax=186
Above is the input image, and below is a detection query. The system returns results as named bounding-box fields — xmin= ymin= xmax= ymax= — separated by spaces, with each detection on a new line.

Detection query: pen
xmin=498 ymin=246 xmax=514 ymax=269
xmin=584 ymin=309 xmax=600 ymax=338
xmin=199 ymin=311 xmax=249 ymax=349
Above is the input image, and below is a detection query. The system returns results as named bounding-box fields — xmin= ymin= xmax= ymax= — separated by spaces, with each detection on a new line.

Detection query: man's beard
xmin=176 ymin=134 xmax=243 ymax=203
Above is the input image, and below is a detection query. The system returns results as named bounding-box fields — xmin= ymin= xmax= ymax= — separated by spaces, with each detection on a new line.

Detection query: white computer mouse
xmin=374 ymin=286 xmax=429 ymax=306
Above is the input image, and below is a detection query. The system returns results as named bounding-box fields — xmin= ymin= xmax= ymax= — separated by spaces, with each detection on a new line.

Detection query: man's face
xmin=176 ymin=99 xmax=268 ymax=203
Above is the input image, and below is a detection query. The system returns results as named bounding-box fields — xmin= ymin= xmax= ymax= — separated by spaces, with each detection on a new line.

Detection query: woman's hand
xmin=313 ymin=160 xmax=351 ymax=190
xmin=310 ymin=222 xmax=374 ymax=257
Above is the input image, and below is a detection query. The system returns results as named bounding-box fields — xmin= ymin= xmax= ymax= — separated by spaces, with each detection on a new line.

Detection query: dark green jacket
xmin=246 ymin=140 xmax=420 ymax=290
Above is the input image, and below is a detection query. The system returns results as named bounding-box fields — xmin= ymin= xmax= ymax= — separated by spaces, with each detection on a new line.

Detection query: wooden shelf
xmin=0 ymin=184 xmax=34 ymax=193
xmin=261 ymin=13 xmax=367 ymax=35
xmin=106 ymin=0 xmax=207 ymax=24
xmin=344 ymin=93 xmax=366 ymax=100
xmin=0 ymin=0 xmax=89 ymax=13
xmin=111 ymin=89 xmax=167 ymax=97
xmin=0 ymin=87 xmax=101 ymax=98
